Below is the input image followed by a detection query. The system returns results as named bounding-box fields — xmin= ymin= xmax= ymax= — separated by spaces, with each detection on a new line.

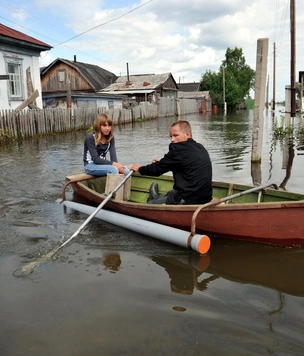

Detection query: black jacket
xmin=138 ymin=138 xmax=212 ymax=204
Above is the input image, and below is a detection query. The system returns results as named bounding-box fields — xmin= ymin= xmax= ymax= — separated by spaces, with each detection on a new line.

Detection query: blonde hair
xmin=170 ymin=120 xmax=192 ymax=137
xmin=94 ymin=113 xmax=114 ymax=145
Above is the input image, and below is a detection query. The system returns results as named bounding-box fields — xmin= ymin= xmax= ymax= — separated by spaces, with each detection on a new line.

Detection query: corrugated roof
xmin=177 ymin=82 xmax=200 ymax=92
xmin=100 ymin=89 xmax=155 ymax=95
xmin=41 ymin=58 xmax=117 ymax=91
xmin=0 ymin=23 xmax=52 ymax=49
xmin=101 ymin=72 xmax=174 ymax=92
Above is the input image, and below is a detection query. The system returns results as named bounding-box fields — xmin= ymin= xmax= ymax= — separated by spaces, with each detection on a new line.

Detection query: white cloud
xmin=1 ymin=0 xmax=302 ymax=100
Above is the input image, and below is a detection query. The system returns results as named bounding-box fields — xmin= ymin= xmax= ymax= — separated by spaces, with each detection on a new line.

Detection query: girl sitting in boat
xmin=83 ymin=113 xmax=130 ymax=176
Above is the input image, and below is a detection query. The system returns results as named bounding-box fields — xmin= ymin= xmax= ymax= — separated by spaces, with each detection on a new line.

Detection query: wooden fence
xmin=0 ymin=98 xmax=198 ymax=140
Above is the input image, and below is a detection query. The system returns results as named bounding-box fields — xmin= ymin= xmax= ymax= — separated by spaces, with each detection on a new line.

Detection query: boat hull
xmin=67 ymin=175 xmax=304 ymax=248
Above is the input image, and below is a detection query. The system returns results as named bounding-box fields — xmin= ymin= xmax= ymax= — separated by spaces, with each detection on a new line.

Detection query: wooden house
xmin=40 ymin=57 xmax=124 ymax=109
xmin=0 ymin=23 xmax=52 ymax=110
xmin=101 ymin=72 xmax=178 ymax=108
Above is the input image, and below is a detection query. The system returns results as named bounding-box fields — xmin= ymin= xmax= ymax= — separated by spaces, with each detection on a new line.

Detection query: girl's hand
xmin=112 ymin=162 xmax=125 ymax=174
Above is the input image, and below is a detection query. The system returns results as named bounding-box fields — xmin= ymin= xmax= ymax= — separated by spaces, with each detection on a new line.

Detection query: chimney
xmin=74 ymin=55 xmax=77 ymax=62
xmin=126 ymin=63 xmax=132 ymax=86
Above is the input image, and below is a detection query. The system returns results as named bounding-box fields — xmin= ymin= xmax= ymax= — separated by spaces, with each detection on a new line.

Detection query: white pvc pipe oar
xmin=21 ymin=171 xmax=134 ymax=275
xmin=58 ymin=170 xmax=134 ymax=251
xmin=63 ymin=201 xmax=211 ymax=255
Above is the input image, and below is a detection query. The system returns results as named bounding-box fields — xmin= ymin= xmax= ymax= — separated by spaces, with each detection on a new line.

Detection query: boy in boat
xmin=131 ymin=120 xmax=212 ymax=205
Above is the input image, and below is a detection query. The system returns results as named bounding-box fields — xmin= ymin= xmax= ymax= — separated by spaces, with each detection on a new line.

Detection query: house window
xmin=58 ymin=69 xmax=66 ymax=82
xmin=5 ymin=58 xmax=23 ymax=100
xmin=108 ymin=100 xmax=114 ymax=109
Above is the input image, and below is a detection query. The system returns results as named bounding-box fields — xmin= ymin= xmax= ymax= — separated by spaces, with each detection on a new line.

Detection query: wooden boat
xmin=62 ymin=172 xmax=304 ymax=248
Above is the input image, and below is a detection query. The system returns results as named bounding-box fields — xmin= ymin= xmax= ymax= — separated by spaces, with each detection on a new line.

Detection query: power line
xmin=0 ymin=1 xmax=154 ymax=63
xmin=53 ymin=0 xmax=155 ymax=48
xmin=0 ymin=14 xmax=103 ymax=62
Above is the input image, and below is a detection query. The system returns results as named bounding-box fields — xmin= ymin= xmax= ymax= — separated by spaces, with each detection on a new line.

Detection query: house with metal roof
xmin=100 ymin=72 xmax=178 ymax=108
xmin=0 ymin=23 xmax=52 ymax=110
xmin=40 ymin=57 xmax=124 ymax=109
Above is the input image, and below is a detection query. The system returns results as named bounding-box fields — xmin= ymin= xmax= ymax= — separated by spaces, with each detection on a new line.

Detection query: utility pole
xmin=266 ymin=74 xmax=269 ymax=108
xmin=272 ymin=42 xmax=276 ymax=111
xmin=290 ymin=0 xmax=296 ymax=116
xmin=252 ymin=38 xmax=269 ymax=163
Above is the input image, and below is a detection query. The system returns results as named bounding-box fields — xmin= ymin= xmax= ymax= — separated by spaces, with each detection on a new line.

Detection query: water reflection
xmin=250 ymin=161 xmax=262 ymax=185
xmin=268 ymin=292 xmax=285 ymax=317
xmin=251 ymin=136 xmax=296 ymax=188
xmin=151 ymin=254 xmax=213 ymax=295
xmin=207 ymin=240 xmax=304 ymax=297
xmin=279 ymin=138 xmax=295 ymax=190
xmin=149 ymin=241 xmax=304 ymax=298
xmin=196 ymin=111 xmax=252 ymax=171
xmin=102 ymin=252 xmax=122 ymax=273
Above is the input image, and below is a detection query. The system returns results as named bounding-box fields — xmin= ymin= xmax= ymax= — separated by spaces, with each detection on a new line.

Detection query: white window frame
xmin=58 ymin=69 xmax=66 ymax=83
xmin=5 ymin=57 xmax=24 ymax=101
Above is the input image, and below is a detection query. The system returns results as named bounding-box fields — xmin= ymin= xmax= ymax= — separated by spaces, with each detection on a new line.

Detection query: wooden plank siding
xmin=41 ymin=63 xmax=92 ymax=93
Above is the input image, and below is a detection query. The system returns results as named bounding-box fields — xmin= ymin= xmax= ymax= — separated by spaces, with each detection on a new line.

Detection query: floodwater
xmin=1 ymin=108 xmax=304 ymax=356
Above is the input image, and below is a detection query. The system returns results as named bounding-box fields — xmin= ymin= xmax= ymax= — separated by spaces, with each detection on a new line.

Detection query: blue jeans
xmin=85 ymin=163 xmax=131 ymax=176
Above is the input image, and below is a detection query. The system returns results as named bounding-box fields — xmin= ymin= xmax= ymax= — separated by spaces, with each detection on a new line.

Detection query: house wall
xmin=163 ymin=76 xmax=178 ymax=90
xmin=161 ymin=76 xmax=178 ymax=99
xmin=0 ymin=49 xmax=43 ymax=110
xmin=41 ymin=63 xmax=92 ymax=92
xmin=96 ymin=97 xmax=122 ymax=109
xmin=161 ymin=88 xmax=177 ymax=99
xmin=42 ymin=96 xmax=122 ymax=110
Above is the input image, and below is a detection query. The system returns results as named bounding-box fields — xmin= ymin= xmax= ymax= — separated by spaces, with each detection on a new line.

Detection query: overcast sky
xmin=1 ymin=0 xmax=303 ymax=101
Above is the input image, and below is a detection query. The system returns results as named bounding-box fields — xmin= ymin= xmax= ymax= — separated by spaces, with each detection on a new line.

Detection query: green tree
xmin=200 ymin=47 xmax=255 ymax=110
xmin=199 ymin=69 xmax=222 ymax=106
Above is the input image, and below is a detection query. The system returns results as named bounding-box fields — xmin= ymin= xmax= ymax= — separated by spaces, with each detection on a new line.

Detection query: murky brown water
xmin=1 ymin=110 xmax=304 ymax=355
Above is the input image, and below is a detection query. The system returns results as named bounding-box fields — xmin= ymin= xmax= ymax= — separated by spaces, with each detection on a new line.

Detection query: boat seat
xmin=66 ymin=173 xmax=95 ymax=182
xmin=105 ymin=174 xmax=131 ymax=201
xmin=224 ymin=183 xmax=234 ymax=204
xmin=62 ymin=173 xmax=96 ymax=201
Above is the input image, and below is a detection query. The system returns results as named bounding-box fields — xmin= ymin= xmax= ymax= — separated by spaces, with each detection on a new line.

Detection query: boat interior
xmin=64 ymin=172 xmax=304 ymax=205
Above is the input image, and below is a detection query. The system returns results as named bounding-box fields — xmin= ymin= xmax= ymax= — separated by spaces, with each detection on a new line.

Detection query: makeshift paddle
xmin=21 ymin=170 xmax=134 ymax=275
xmin=191 ymin=182 xmax=278 ymax=235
